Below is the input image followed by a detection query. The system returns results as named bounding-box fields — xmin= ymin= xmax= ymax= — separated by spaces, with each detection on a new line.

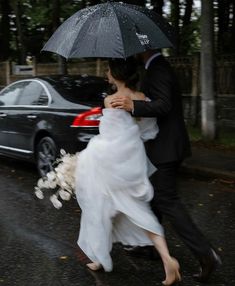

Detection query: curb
xmin=180 ymin=164 xmax=235 ymax=183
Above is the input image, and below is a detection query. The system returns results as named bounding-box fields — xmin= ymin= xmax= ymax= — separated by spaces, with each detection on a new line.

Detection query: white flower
xmin=57 ymin=172 xmax=64 ymax=181
xmin=41 ymin=180 xmax=50 ymax=189
xmin=34 ymin=150 xmax=78 ymax=206
xmin=61 ymin=181 xmax=69 ymax=188
xmin=62 ymin=156 xmax=72 ymax=165
xmin=47 ymin=180 xmax=57 ymax=189
xmin=35 ymin=188 xmax=44 ymax=199
xmin=37 ymin=178 xmax=45 ymax=189
xmin=47 ymin=171 xmax=56 ymax=181
xmin=50 ymin=194 xmax=62 ymax=209
xmin=59 ymin=189 xmax=71 ymax=201
xmin=71 ymin=181 xmax=75 ymax=189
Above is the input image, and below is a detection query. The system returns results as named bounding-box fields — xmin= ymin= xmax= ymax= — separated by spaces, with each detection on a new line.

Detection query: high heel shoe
xmin=86 ymin=262 xmax=103 ymax=271
xmin=162 ymin=257 xmax=182 ymax=286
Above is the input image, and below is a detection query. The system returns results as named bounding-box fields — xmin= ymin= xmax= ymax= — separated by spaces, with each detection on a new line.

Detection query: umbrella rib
xmin=112 ymin=5 xmax=127 ymax=58
xmin=68 ymin=6 xmax=102 ymax=58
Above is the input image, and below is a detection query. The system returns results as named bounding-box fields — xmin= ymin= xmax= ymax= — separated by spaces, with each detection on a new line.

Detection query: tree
xmin=217 ymin=0 xmax=231 ymax=53
xmin=0 ymin=0 xmax=11 ymax=61
xmin=180 ymin=0 xmax=200 ymax=55
xmin=22 ymin=0 xmax=84 ymax=61
xmin=170 ymin=0 xmax=180 ymax=55
xmin=200 ymin=0 xmax=216 ymax=140
xmin=232 ymin=0 xmax=235 ymax=51
xmin=182 ymin=0 xmax=193 ymax=27
xmin=152 ymin=0 xmax=165 ymax=15
xmin=51 ymin=0 xmax=67 ymax=74
xmin=10 ymin=0 xmax=27 ymax=64
xmin=124 ymin=0 xmax=145 ymax=6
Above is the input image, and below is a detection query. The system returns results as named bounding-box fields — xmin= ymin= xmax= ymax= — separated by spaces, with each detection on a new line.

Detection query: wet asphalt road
xmin=0 ymin=157 xmax=234 ymax=286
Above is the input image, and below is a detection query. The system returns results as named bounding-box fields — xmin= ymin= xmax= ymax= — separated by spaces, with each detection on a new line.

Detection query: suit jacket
xmin=133 ymin=55 xmax=191 ymax=165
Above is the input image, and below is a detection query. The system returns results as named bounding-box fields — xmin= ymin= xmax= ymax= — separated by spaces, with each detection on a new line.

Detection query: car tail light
xmin=71 ymin=107 xmax=102 ymax=127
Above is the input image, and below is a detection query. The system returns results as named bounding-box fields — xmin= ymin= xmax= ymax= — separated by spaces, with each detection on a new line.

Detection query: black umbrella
xmin=42 ymin=1 xmax=175 ymax=59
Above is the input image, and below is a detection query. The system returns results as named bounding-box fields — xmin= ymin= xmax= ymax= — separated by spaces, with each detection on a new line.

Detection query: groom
xmin=110 ymin=50 xmax=221 ymax=282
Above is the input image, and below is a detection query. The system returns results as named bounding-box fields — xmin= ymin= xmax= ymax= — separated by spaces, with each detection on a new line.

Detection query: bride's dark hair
xmin=108 ymin=57 xmax=139 ymax=90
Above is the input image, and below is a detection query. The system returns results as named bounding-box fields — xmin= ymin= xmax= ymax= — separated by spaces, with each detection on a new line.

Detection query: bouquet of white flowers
xmin=34 ymin=149 xmax=78 ymax=209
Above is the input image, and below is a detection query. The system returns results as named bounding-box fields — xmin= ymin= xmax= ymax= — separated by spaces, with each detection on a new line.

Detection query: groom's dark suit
xmin=135 ymin=55 xmax=191 ymax=165
xmin=133 ymin=55 xmax=212 ymax=260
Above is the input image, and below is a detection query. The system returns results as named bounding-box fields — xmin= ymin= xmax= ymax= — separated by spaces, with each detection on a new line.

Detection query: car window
xmin=37 ymin=89 xmax=49 ymax=106
xmin=49 ymin=76 xmax=110 ymax=104
xmin=16 ymin=81 xmax=47 ymax=106
xmin=0 ymin=82 xmax=28 ymax=106
xmin=61 ymin=82 xmax=108 ymax=103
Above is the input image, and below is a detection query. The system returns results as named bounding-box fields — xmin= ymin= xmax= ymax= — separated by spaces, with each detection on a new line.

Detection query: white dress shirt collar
xmin=145 ymin=52 xmax=162 ymax=70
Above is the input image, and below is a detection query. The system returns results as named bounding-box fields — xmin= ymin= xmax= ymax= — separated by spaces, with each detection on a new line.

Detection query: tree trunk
xmin=231 ymin=0 xmax=235 ymax=51
xmin=51 ymin=0 xmax=67 ymax=75
xmin=170 ymin=0 xmax=180 ymax=55
xmin=191 ymin=53 xmax=200 ymax=126
xmin=11 ymin=0 xmax=27 ymax=64
xmin=0 ymin=0 xmax=11 ymax=60
xmin=183 ymin=0 xmax=193 ymax=27
xmin=180 ymin=0 xmax=194 ymax=55
xmin=52 ymin=0 xmax=60 ymax=30
xmin=152 ymin=0 xmax=164 ymax=15
xmin=217 ymin=0 xmax=231 ymax=53
xmin=201 ymin=0 xmax=216 ymax=140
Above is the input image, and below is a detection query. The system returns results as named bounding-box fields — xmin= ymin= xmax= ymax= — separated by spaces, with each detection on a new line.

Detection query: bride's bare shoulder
xmin=104 ymin=94 xmax=116 ymax=108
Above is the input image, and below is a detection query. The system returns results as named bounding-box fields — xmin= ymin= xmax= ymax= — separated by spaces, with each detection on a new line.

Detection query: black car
xmin=0 ymin=75 xmax=110 ymax=176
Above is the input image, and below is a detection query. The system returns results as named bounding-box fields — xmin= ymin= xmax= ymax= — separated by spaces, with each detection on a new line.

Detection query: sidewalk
xmin=180 ymin=145 xmax=235 ymax=182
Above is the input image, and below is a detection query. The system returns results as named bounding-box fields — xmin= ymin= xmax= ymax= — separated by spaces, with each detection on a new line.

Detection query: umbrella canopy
xmin=42 ymin=1 xmax=175 ymax=59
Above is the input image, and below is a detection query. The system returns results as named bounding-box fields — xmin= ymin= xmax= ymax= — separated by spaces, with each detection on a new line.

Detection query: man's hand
xmin=110 ymin=95 xmax=134 ymax=112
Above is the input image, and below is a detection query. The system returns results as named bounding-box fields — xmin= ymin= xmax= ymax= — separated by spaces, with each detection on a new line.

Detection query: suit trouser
xmin=150 ymin=161 xmax=212 ymax=259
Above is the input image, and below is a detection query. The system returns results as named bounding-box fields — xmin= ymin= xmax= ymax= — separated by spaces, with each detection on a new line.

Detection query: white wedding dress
xmin=75 ymin=108 xmax=163 ymax=272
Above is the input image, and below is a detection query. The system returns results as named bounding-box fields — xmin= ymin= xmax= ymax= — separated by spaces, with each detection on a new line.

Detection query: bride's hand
xmin=110 ymin=95 xmax=134 ymax=112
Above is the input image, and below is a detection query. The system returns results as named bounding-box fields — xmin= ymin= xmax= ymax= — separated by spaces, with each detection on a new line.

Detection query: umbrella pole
xmin=96 ymin=58 xmax=101 ymax=77
xmin=58 ymin=56 xmax=68 ymax=75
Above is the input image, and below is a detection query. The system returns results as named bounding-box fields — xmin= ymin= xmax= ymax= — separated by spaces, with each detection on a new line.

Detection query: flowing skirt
xmin=75 ymin=109 xmax=163 ymax=271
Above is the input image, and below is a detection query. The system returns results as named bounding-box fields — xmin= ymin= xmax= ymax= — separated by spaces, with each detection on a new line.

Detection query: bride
xmin=75 ymin=57 xmax=181 ymax=286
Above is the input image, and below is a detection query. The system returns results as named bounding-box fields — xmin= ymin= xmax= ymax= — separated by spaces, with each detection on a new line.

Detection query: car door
xmin=0 ymin=82 xmax=27 ymax=151
xmin=6 ymin=80 xmax=50 ymax=154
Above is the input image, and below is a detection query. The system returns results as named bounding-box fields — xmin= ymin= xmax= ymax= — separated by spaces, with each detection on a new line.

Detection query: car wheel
xmin=36 ymin=136 xmax=58 ymax=177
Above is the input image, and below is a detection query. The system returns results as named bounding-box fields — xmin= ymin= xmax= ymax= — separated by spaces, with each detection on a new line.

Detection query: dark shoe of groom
xmin=193 ymin=248 xmax=222 ymax=282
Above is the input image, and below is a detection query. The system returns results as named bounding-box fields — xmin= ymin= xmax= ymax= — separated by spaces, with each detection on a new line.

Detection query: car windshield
xmin=47 ymin=76 xmax=111 ymax=104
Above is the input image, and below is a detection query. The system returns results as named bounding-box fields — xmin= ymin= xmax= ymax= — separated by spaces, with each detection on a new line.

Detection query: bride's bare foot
xmin=162 ymin=257 xmax=181 ymax=286
xmin=86 ymin=262 xmax=102 ymax=271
